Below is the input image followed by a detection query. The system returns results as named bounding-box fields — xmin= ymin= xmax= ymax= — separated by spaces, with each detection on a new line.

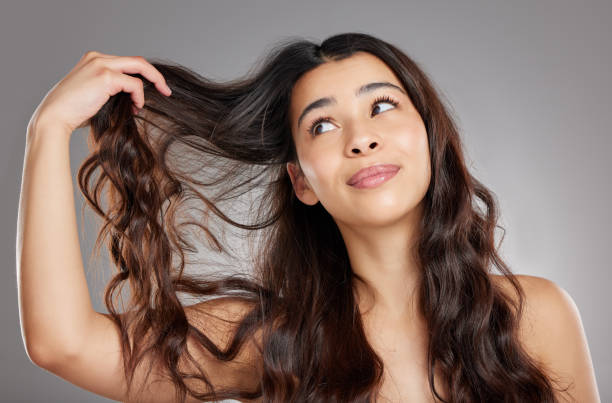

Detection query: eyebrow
xmin=296 ymin=81 xmax=407 ymax=129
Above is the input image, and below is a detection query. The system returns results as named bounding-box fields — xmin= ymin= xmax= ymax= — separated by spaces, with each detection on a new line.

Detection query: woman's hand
xmin=28 ymin=51 xmax=172 ymax=137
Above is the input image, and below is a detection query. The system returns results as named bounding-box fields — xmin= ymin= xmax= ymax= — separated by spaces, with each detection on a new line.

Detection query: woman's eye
xmin=372 ymin=101 xmax=396 ymax=115
xmin=311 ymin=120 xmax=334 ymax=136
xmin=307 ymin=97 xmax=399 ymax=136
xmin=307 ymin=115 xmax=335 ymax=136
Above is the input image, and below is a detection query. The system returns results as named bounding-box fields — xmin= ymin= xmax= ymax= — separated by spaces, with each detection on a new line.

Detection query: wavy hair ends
xmin=77 ymin=32 xmax=569 ymax=402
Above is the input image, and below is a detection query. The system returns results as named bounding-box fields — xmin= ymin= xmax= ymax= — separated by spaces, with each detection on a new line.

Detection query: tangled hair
xmin=77 ymin=32 xmax=570 ymax=402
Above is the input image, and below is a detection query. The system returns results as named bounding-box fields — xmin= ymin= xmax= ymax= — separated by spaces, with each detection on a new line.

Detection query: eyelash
xmin=307 ymin=95 xmax=400 ymax=136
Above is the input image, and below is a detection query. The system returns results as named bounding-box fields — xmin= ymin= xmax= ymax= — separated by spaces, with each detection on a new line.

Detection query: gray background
xmin=2 ymin=0 xmax=609 ymax=401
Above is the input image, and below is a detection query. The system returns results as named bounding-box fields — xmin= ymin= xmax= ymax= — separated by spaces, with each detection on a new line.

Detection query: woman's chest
xmin=375 ymin=354 xmax=447 ymax=403
xmin=367 ymin=329 xmax=449 ymax=402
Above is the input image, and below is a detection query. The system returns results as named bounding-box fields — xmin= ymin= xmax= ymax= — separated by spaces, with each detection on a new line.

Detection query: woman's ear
xmin=286 ymin=162 xmax=319 ymax=205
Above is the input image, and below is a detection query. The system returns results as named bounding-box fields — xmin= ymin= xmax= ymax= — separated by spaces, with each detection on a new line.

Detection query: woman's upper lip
xmin=346 ymin=163 xmax=400 ymax=186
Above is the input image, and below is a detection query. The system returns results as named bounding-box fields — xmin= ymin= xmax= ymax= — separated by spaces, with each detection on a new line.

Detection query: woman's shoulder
xmin=490 ymin=273 xmax=600 ymax=401
xmin=489 ymin=272 xmax=571 ymax=349
xmin=490 ymin=272 xmax=559 ymax=304
xmin=490 ymin=272 xmax=565 ymax=309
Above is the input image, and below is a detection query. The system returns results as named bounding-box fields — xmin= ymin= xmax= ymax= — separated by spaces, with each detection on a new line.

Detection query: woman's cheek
xmin=298 ymin=158 xmax=323 ymax=192
xmin=395 ymin=120 xmax=427 ymax=155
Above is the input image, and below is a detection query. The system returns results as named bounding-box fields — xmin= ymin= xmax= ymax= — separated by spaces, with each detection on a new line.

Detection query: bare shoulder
xmin=489 ymin=273 xmax=577 ymax=356
xmin=490 ymin=274 xmax=559 ymax=354
xmin=490 ymin=273 xmax=601 ymax=402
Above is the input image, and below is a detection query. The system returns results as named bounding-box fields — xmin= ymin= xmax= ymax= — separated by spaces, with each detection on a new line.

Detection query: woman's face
xmin=288 ymin=51 xmax=431 ymax=228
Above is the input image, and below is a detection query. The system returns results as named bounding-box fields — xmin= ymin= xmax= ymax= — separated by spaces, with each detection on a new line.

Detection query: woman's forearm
xmin=17 ymin=124 xmax=96 ymax=365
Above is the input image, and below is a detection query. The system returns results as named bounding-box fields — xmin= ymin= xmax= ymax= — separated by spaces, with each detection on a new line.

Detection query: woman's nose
xmin=349 ymin=140 xmax=379 ymax=155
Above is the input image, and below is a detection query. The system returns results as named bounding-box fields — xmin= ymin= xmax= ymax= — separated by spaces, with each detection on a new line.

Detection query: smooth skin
xmin=17 ymin=50 xmax=600 ymax=402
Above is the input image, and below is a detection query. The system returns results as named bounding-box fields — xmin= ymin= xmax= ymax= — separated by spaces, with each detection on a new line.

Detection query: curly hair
xmin=78 ymin=32 xmax=570 ymax=402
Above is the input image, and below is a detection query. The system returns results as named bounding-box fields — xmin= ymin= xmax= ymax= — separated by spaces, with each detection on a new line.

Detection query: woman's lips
xmin=347 ymin=164 xmax=400 ymax=189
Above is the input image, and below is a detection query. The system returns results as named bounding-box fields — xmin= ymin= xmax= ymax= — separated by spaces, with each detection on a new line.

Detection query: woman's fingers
xmin=103 ymin=56 xmax=172 ymax=96
xmin=29 ymin=51 xmax=173 ymax=135
xmin=111 ymin=73 xmax=145 ymax=109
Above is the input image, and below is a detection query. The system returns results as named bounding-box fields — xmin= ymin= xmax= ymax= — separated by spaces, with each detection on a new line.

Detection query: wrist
xmin=26 ymin=115 xmax=73 ymax=145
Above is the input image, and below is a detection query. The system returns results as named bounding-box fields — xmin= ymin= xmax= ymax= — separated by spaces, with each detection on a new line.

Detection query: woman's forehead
xmin=289 ymin=52 xmax=403 ymax=126
xmin=292 ymin=52 xmax=398 ymax=99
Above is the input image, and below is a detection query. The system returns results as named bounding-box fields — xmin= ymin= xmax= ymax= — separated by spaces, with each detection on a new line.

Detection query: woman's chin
xmin=332 ymin=204 xmax=421 ymax=229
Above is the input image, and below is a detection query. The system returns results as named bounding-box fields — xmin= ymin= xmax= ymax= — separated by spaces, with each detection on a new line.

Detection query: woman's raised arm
xmin=17 ymin=49 xmax=171 ymax=368
xmin=16 ymin=53 xmax=261 ymax=402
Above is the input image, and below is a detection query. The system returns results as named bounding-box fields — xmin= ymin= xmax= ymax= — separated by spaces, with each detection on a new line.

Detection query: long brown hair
xmin=78 ymin=32 xmax=569 ymax=402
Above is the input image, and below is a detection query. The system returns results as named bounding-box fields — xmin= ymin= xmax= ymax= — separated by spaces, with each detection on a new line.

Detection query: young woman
xmin=17 ymin=32 xmax=600 ymax=402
